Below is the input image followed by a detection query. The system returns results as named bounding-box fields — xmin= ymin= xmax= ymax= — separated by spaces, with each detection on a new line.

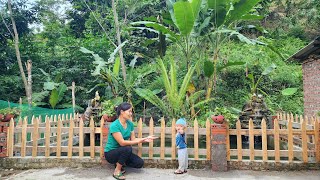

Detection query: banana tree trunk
xmin=206 ymin=50 xmax=219 ymax=99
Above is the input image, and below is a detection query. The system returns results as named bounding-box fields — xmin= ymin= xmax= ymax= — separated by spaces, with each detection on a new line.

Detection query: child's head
xmin=175 ymin=118 xmax=186 ymax=130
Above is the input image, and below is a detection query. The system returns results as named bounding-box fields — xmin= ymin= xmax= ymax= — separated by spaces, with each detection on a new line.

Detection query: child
xmin=174 ymin=118 xmax=188 ymax=174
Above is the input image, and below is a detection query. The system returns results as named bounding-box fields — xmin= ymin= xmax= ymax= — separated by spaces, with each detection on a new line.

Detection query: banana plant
xmin=135 ymin=56 xmax=214 ymax=119
xmin=81 ymin=47 xmax=156 ymax=104
xmin=247 ymin=63 xmax=277 ymax=96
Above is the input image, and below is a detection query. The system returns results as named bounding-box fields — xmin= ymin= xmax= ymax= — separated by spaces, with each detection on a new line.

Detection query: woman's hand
xmin=143 ymin=135 xmax=158 ymax=143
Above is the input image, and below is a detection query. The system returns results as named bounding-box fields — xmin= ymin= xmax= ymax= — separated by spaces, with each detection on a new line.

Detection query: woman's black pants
xmin=105 ymin=146 xmax=144 ymax=168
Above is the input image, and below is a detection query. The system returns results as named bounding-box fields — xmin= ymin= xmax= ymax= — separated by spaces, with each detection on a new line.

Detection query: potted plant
xmin=100 ymin=100 xmax=117 ymax=122
xmin=0 ymin=107 xmax=21 ymax=122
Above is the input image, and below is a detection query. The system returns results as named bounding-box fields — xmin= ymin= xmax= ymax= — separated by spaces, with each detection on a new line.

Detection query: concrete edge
xmin=1 ymin=158 xmax=319 ymax=171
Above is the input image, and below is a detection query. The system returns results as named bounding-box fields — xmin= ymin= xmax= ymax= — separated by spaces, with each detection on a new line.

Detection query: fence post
xmin=0 ymin=121 xmax=9 ymax=157
xmin=211 ymin=122 xmax=228 ymax=171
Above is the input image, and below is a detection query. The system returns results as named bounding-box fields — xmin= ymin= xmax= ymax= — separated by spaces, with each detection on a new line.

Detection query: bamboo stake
xmin=67 ymin=118 xmax=74 ymax=158
xmin=32 ymin=118 xmax=39 ymax=157
xmin=79 ymin=117 xmax=84 ymax=158
xmin=288 ymin=115 xmax=293 ymax=162
xmin=45 ymin=116 xmax=50 ymax=157
xmin=21 ymin=117 xmax=27 ymax=157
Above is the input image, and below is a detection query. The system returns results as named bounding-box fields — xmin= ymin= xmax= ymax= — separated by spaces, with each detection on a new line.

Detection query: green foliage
xmin=0 ymin=107 xmax=21 ymax=116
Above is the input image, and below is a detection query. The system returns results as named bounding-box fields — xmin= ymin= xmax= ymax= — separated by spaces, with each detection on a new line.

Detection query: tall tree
xmin=7 ymin=0 xmax=32 ymax=107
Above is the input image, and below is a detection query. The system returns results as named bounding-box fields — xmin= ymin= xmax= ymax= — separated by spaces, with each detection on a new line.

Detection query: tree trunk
xmin=8 ymin=0 xmax=32 ymax=107
xmin=26 ymin=60 xmax=32 ymax=108
xmin=111 ymin=0 xmax=126 ymax=81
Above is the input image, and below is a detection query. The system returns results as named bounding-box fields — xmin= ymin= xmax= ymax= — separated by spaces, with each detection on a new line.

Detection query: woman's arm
xmin=113 ymin=132 xmax=146 ymax=146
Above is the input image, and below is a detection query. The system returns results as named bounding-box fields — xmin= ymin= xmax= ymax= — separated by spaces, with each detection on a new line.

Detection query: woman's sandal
xmin=174 ymin=169 xmax=184 ymax=174
xmin=113 ymin=172 xmax=126 ymax=180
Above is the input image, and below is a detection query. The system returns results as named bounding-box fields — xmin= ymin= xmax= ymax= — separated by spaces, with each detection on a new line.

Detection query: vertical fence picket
xmin=160 ymin=117 xmax=165 ymax=159
xmin=21 ymin=117 xmax=27 ymax=157
xmin=301 ymin=118 xmax=308 ymax=163
xmin=149 ymin=118 xmax=154 ymax=159
xmin=8 ymin=118 xmax=14 ymax=157
xmin=194 ymin=119 xmax=199 ymax=160
xmin=68 ymin=118 xmax=74 ymax=158
xmin=249 ymin=119 xmax=254 ymax=161
xmin=305 ymin=116 xmax=311 ymax=144
xmin=206 ymin=119 xmax=211 ymax=160
xmin=79 ymin=118 xmax=84 ymax=158
xmin=261 ymin=118 xmax=267 ymax=162
xmin=288 ymin=115 xmax=293 ymax=162
xmin=226 ymin=121 xmax=230 ymax=161
xmin=171 ymin=118 xmax=176 ymax=159
xmin=236 ymin=120 xmax=242 ymax=161
xmin=45 ymin=116 xmax=50 ymax=157
xmin=274 ymin=119 xmax=280 ymax=162
xmin=32 ymin=118 xmax=39 ymax=157
xmin=310 ymin=117 xmax=315 ymax=143
xmin=100 ymin=117 xmax=104 ymax=158
xmin=17 ymin=118 xmax=22 ymax=144
xmin=90 ymin=117 xmax=95 ymax=158
xmin=56 ymin=117 xmax=62 ymax=158
xmin=314 ymin=117 xmax=320 ymax=163
xmin=138 ymin=118 xmax=142 ymax=157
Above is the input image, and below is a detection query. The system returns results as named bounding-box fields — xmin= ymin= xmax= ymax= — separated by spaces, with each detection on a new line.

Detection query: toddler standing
xmin=174 ymin=118 xmax=188 ymax=174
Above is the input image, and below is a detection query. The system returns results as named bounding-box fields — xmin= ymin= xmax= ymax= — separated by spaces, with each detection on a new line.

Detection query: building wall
xmin=302 ymin=55 xmax=320 ymax=117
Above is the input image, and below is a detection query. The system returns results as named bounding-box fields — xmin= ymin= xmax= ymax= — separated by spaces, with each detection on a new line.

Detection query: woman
xmin=104 ymin=102 xmax=157 ymax=180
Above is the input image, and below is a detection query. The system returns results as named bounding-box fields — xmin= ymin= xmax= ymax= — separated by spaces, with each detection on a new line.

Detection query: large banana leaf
xmin=49 ymin=89 xmax=59 ymax=109
xmin=131 ymin=21 xmax=179 ymax=41
xmin=207 ymin=0 xmax=229 ymax=27
xmin=173 ymin=1 xmax=195 ymax=36
xmin=134 ymin=88 xmax=169 ymax=116
xmin=57 ymin=83 xmax=67 ymax=103
xmin=225 ymin=0 xmax=261 ymax=25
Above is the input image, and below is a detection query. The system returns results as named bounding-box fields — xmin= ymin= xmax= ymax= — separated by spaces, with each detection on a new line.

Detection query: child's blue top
xmin=176 ymin=133 xmax=187 ymax=149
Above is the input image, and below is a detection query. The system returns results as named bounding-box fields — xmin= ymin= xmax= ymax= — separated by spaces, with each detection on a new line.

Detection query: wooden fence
xmin=5 ymin=115 xmax=211 ymax=160
xmin=228 ymin=112 xmax=320 ymax=163
xmin=5 ymin=112 xmax=320 ymax=164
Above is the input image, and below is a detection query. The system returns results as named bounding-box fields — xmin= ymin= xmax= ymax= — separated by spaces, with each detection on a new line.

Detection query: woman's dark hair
xmin=115 ymin=102 xmax=132 ymax=116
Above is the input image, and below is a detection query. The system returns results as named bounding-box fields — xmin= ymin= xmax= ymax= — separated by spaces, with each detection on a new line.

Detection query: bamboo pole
xmin=8 ymin=118 xmax=14 ymax=157
xmin=226 ymin=120 xmax=230 ymax=161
